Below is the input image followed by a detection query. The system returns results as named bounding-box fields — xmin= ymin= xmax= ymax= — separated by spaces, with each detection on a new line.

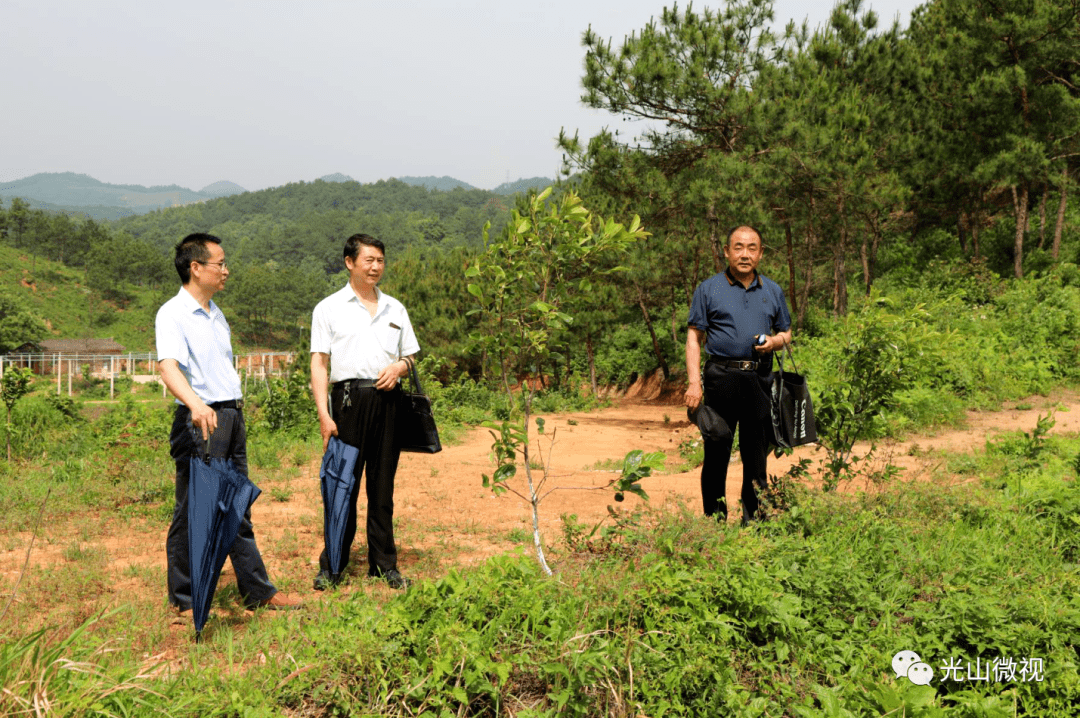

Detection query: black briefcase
xmin=768 ymin=345 xmax=817 ymax=450
xmin=397 ymin=362 xmax=442 ymax=454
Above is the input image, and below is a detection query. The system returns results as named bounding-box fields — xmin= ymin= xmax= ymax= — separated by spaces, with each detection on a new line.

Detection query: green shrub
xmin=586 ymin=322 xmax=673 ymax=387
xmin=806 ymin=294 xmax=943 ymax=486
xmin=248 ymin=368 xmax=316 ymax=437
xmin=5 ymin=394 xmax=86 ymax=459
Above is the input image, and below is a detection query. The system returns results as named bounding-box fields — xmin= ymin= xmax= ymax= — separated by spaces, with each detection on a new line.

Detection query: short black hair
xmin=343 ymin=233 xmax=385 ymax=261
xmin=174 ymin=233 xmax=222 ymax=284
xmin=726 ymin=225 xmax=764 ymax=248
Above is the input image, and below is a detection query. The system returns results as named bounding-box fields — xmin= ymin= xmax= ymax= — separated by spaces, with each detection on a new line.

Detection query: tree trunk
xmin=1052 ymin=167 xmax=1068 ymax=261
xmin=634 ymin=282 xmax=669 ymax=378
xmin=585 ymin=332 xmax=598 ymax=398
xmin=1012 ymin=184 xmax=1028 ymax=278
xmin=520 ymin=401 xmax=552 ymax=576
xmin=833 ymin=202 xmax=849 ymax=316
xmin=784 ymin=218 xmax=798 ymax=322
xmin=859 ymin=234 xmax=870 ymax=297
xmin=869 ymin=228 xmax=881 ymax=294
xmin=1037 ymin=184 xmax=1048 ymax=249
xmin=670 ymin=287 xmax=679 ymax=347
xmin=833 ymin=239 xmax=847 ymax=316
xmin=797 ymin=220 xmax=815 ymax=331
xmin=957 ymin=213 xmax=968 ymax=255
xmin=706 ymin=202 xmax=724 ymax=274
xmin=861 ymin=223 xmax=882 ymax=297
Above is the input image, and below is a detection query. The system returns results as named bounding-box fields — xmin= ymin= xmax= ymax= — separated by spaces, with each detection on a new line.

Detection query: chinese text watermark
xmin=892 ymin=651 xmax=1045 ymax=685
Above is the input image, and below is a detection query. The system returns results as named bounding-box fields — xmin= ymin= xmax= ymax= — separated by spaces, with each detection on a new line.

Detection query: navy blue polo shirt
xmin=687 ymin=269 xmax=792 ymax=360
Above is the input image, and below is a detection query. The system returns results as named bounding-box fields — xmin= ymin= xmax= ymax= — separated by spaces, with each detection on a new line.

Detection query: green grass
xmin=6 ymin=472 xmax=1078 ymax=716
xmin=4 ymin=300 xmax=1080 ymax=715
xmin=583 ymin=457 xmax=622 ymax=471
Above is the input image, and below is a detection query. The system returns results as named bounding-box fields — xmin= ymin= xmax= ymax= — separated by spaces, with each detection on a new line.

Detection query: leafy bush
xmin=806 ymin=294 xmax=942 ymax=486
xmin=248 ymin=368 xmax=316 ymax=437
xmin=586 ymin=322 xmax=672 ymax=387
xmin=6 ymin=393 xmax=85 ymax=459
xmin=530 ymin=380 xmax=601 ymax=413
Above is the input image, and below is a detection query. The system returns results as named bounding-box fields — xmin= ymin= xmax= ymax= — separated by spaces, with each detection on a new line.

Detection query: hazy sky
xmin=1 ymin=0 xmax=921 ymax=193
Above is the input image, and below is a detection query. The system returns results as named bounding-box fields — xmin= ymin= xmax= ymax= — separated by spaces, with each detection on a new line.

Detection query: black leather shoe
xmin=376 ymin=569 xmax=411 ymax=590
xmin=313 ymin=571 xmax=342 ymax=591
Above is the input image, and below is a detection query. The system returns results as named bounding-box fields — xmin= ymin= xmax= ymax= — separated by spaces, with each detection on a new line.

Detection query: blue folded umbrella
xmin=320 ymin=436 xmax=360 ymax=576
xmin=187 ymin=410 xmax=261 ymax=639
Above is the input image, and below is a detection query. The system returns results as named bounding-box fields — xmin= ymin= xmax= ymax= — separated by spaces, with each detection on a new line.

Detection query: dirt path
xmin=0 ymin=391 xmax=1076 ymax=644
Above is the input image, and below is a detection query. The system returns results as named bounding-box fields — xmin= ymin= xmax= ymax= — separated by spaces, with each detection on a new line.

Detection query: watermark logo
xmin=892 ymin=651 xmax=933 ymax=685
xmin=893 ymin=651 xmax=1045 ymax=685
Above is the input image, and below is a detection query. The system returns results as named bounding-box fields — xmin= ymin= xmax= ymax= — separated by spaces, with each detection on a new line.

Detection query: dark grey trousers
xmin=166 ymin=405 xmax=276 ymax=610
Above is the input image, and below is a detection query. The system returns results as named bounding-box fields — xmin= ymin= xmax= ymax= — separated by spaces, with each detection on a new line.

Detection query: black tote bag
xmin=397 ymin=361 xmax=442 ymax=454
xmin=768 ymin=344 xmax=817 ymax=450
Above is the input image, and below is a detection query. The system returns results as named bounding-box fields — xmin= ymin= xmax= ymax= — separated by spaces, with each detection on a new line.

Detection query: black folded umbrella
xmin=187 ymin=409 xmax=261 ymax=639
xmin=320 ymin=436 xmax=360 ymax=577
xmin=688 ymin=403 xmax=732 ymax=442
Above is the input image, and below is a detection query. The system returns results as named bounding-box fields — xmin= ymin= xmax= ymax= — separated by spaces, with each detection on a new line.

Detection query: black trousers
xmin=700 ymin=362 xmax=771 ymax=522
xmin=166 ymin=405 xmax=276 ymax=610
xmin=320 ymin=383 xmax=401 ymax=576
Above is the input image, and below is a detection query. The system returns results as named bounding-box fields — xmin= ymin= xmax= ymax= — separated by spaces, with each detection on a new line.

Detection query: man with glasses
xmin=155 ymin=232 xmax=301 ymax=618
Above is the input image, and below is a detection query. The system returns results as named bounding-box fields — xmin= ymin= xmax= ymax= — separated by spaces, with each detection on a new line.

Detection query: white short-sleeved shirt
xmin=155 ymin=287 xmax=242 ymax=403
xmin=310 ymin=284 xmax=420 ymax=384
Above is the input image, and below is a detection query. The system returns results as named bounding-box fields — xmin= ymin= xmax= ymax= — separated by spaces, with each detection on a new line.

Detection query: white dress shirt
xmin=310 ymin=284 xmax=420 ymax=383
xmin=155 ymin=287 xmax=243 ymax=403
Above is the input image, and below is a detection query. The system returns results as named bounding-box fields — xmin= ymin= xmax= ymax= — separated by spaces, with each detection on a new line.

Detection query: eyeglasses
xmin=196 ymin=260 xmax=228 ymax=270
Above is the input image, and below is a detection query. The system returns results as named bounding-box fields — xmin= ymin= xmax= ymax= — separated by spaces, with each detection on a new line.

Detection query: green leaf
xmin=622 ymin=449 xmax=644 ymax=475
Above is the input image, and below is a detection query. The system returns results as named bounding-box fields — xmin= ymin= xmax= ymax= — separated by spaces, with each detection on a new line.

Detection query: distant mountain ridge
xmin=319 ymin=173 xmax=356 ymax=183
xmin=199 ymin=180 xmax=247 ymax=197
xmin=396 ymin=175 xmax=554 ymax=195
xmin=0 ymin=172 xmax=247 ymax=219
xmin=395 ymin=175 xmax=479 ymax=192
xmin=2 ymin=171 xmax=556 ymax=220
xmin=491 ymin=176 xmax=553 ymax=195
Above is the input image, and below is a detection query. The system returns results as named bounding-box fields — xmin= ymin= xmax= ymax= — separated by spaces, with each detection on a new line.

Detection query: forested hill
xmin=394 ymin=175 xmax=555 ymax=195
xmin=491 ymin=177 xmax=553 ymax=195
xmin=112 ymin=177 xmax=512 ymax=265
xmin=0 ymin=174 xmax=534 ymax=353
xmin=396 ymin=176 xmax=478 ymax=191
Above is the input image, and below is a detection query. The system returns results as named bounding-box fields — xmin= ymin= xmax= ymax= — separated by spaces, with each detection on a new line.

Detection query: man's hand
xmin=753 ymin=333 xmax=791 ymax=354
xmin=685 ymin=327 xmax=705 ymax=411
xmin=375 ymin=359 xmax=409 ymax=391
xmin=319 ymin=414 xmax=339 ymax=451
xmin=685 ymin=382 xmax=703 ymax=410
xmin=190 ymin=401 xmax=218 ymax=442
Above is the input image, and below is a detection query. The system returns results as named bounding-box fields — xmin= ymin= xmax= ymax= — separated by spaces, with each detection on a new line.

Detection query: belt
xmin=208 ymin=399 xmax=243 ymax=410
xmin=334 ymin=378 xmax=378 ymax=391
xmin=708 ymin=358 xmax=759 ymax=371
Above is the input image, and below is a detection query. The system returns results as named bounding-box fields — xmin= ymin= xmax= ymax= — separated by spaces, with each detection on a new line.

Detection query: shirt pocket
xmin=377 ymin=322 xmax=404 ymax=356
